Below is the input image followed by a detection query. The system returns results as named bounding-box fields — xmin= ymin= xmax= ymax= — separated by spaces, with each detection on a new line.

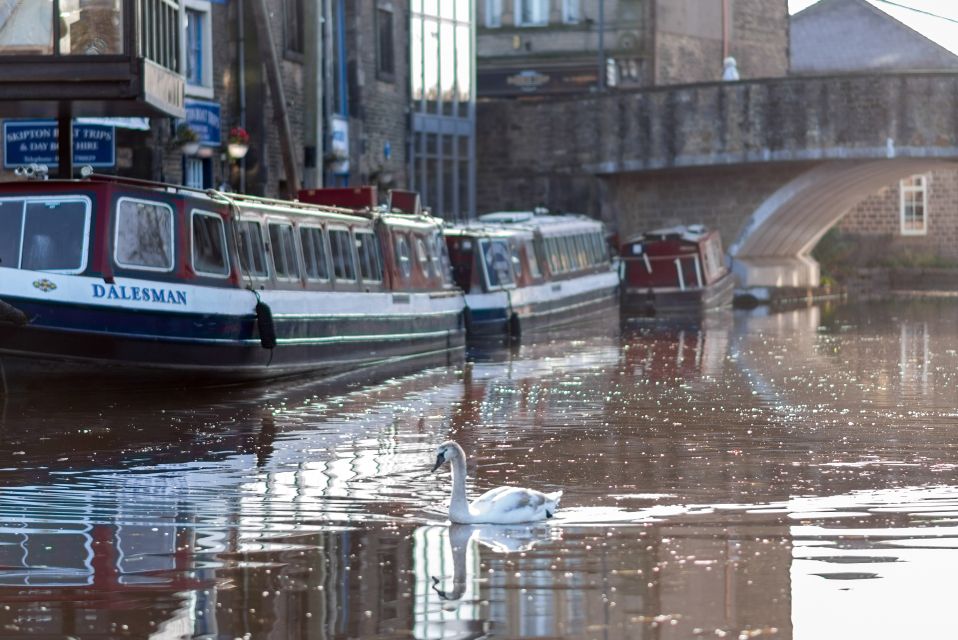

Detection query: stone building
xmin=476 ymin=0 xmax=788 ymax=98
xmin=792 ymin=0 xmax=958 ymax=266
xmin=0 ymin=0 xmax=476 ymax=217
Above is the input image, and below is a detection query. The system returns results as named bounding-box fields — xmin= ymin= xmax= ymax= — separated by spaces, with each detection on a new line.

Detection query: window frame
xmin=328 ymin=225 xmax=358 ymax=283
xmin=0 ymin=195 xmax=92 ymax=274
xmin=236 ymin=218 xmax=271 ymax=280
xmin=182 ymin=0 xmax=214 ymax=99
xmin=900 ymin=174 xmax=928 ymax=236
xmin=114 ymin=197 xmax=176 ymax=273
xmin=284 ymin=0 xmax=305 ymax=60
xmin=355 ymin=229 xmax=384 ymax=283
xmin=484 ymin=0 xmax=502 ymax=27
xmin=479 ymin=237 xmax=517 ymax=290
xmin=516 ymin=0 xmax=549 ymax=27
xmin=562 ymin=0 xmax=579 ymax=24
xmin=395 ymin=233 xmax=413 ymax=279
xmin=300 ymin=224 xmax=332 ymax=282
xmin=190 ymin=209 xmax=230 ymax=278
xmin=376 ymin=5 xmax=396 ymax=81
xmin=266 ymin=219 xmax=302 ymax=281
xmin=415 ymin=235 xmax=432 ymax=277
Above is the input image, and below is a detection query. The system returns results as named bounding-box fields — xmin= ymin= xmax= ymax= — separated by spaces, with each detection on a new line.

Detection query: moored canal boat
xmin=0 ymin=176 xmax=465 ymax=390
xmin=620 ymin=224 xmax=734 ymax=317
xmin=444 ymin=211 xmax=619 ymax=338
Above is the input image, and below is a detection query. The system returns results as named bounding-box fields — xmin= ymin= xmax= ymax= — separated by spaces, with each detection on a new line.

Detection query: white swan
xmin=431 ymin=441 xmax=562 ymax=524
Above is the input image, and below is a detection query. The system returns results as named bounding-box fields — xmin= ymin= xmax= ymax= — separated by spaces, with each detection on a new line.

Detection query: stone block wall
xmin=837 ymin=168 xmax=958 ymax=262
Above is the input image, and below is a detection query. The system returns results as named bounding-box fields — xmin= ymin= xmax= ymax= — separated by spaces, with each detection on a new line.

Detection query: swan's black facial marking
xmin=431 ymin=451 xmax=446 ymax=472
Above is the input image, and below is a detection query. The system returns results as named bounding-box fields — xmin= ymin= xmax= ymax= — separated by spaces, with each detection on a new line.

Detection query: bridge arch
xmin=728 ymin=159 xmax=958 ymax=288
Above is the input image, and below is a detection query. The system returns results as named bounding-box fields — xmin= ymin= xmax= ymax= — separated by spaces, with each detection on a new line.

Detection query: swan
xmin=430 ymin=441 xmax=562 ymax=524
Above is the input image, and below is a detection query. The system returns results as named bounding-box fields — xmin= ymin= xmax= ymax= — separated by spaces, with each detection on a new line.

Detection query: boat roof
xmin=472 ymin=211 xmax=604 ymax=235
xmin=623 ymin=224 xmax=713 ymax=244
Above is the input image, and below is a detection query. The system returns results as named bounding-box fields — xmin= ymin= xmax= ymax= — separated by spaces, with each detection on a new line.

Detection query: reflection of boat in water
xmin=620 ymin=225 xmax=734 ymax=317
xmin=445 ymin=211 xmax=619 ymax=339
xmin=0 ymin=177 xmax=464 ymax=391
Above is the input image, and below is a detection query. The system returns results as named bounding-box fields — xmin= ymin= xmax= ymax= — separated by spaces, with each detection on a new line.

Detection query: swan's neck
xmin=449 ymin=453 xmax=470 ymax=516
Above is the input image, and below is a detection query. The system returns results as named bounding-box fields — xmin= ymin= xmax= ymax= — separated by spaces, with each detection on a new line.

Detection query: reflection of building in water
xmin=899 ymin=322 xmax=930 ymax=394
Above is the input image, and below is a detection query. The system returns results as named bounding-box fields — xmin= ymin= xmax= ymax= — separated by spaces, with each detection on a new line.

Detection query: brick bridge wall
xmin=476 ymin=72 xmax=958 ymax=244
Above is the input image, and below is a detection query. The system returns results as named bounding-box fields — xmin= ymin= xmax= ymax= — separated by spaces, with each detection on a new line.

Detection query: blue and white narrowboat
xmin=444 ymin=211 xmax=619 ymax=338
xmin=0 ymin=176 xmax=465 ymax=390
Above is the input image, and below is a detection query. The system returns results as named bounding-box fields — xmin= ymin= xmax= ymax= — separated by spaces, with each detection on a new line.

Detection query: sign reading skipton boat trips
xmin=3 ymin=119 xmax=116 ymax=169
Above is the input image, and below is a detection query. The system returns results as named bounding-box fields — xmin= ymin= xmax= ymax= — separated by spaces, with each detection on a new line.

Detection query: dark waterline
xmin=2 ymin=299 xmax=958 ymax=638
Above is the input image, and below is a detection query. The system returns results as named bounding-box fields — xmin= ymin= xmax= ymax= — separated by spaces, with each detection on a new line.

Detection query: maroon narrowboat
xmin=620 ymin=225 xmax=735 ymax=316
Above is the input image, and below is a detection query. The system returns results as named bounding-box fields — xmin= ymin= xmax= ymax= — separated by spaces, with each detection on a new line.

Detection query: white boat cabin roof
xmin=624 ymin=224 xmax=710 ymax=245
xmin=472 ymin=211 xmax=604 ymax=237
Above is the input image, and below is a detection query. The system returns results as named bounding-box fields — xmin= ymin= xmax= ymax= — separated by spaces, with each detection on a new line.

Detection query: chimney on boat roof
xmin=388 ymin=190 xmax=422 ymax=216
xmin=298 ymin=186 xmax=378 ymax=209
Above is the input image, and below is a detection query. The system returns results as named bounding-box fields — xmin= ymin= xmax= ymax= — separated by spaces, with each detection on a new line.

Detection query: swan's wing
xmin=471 ymin=487 xmax=550 ymax=519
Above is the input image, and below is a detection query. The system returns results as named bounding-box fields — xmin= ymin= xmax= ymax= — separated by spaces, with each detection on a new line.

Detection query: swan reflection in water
xmin=413 ymin=522 xmax=556 ymax=637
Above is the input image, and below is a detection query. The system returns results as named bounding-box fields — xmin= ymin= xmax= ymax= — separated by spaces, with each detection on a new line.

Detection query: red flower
xmin=228 ymin=126 xmax=249 ymax=145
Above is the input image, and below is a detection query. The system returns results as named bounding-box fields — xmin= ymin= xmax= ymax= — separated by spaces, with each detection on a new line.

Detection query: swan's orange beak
xmin=431 ymin=454 xmax=444 ymax=472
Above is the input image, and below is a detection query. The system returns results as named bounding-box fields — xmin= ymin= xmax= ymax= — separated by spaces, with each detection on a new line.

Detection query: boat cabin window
xmin=301 ymin=226 xmax=331 ymax=281
xmin=415 ymin=236 xmax=432 ymax=277
xmin=329 ymin=227 xmax=357 ymax=281
xmin=355 ymin=230 xmax=383 ymax=282
xmin=0 ymin=197 xmax=89 ymax=273
xmin=480 ymin=238 xmax=515 ymax=288
xmin=510 ymin=243 xmax=523 ymax=278
xmin=432 ymin=232 xmax=452 ymax=284
xmin=395 ymin=233 xmax=412 ymax=278
xmin=544 ymin=237 xmax=560 ymax=274
xmin=115 ymin=198 xmax=174 ymax=272
xmin=524 ymin=239 xmax=542 ymax=278
xmin=191 ymin=210 xmax=230 ymax=277
xmin=268 ymin=221 xmax=300 ymax=280
xmin=237 ymin=219 xmax=269 ymax=278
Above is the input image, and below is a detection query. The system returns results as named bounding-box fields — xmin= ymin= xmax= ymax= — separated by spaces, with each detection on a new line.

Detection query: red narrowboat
xmin=620 ymin=225 xmax=735 ymax=317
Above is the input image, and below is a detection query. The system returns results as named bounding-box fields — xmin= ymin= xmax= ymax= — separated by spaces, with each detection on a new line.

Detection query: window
xmin=516 ymin=0 xmax=549 ymax=26
xmin=0 ymin=198 xmax=89 ymax=273
xmin=115 ymin=198 xmax=174 ymax=271
xmin=356 ymin=231 xmax=384 ymax=282
xmin=485 ymin=0 xmax=502 ymax=27
xmin=377 ymin=8 xmax=395 ymax=78
xmin=510 ymin=243 xmax=523 ymax=279
xmin=430 ymin=232 xmax=449 ymax=282
xmin=329 ymin=228 xmax=357 ymax=281
xmin=237 ymin=220 xmax=269 ymax=278
xmin=191 ymin=211 xmax=229 ymax=277
xmin=59 ymin=0 xmax=124 ymax=55
xmin=480 ymin=239 xmax=515 ymax=288
xmin=183 ymin=1 xmax=212 ymax=95
xmin=184 ymin=157 xmax=205 ymax=188
xmin=301 ymin=226 xmax=330 ymax=281
xmin=900 ymin=174 xmax=928 ymax=236
xmin=562 ymin=0 xmax=579 ymax=23
xmin=395 ymin=234 xmax=412 ymax=278
xmin=524 ymin=239 xmax=542 ymax=278
xmin=285 ymin=0 xmax=304 ymax=56
xmin=415 ymin=236 xmax=432 ymax=276
xmin=268 ymin=222 xmax=300 ymax=279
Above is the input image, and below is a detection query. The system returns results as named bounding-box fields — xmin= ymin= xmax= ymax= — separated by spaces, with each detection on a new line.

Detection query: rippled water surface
xmin=3 ymin=298 xmax=958 ymax=638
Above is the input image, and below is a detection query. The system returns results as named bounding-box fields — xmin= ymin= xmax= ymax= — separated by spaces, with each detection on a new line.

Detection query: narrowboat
xmin=619 ymin=224 xmax=735 ymax=317
xmin=0 ymin=174 xmax=465 ymax=390
xmin=444 ymin=211 xmax=619 ymax=338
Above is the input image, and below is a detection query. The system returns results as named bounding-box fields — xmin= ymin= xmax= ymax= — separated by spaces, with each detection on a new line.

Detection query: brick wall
xmin=838 ymin=168 xmax=958 ymax=261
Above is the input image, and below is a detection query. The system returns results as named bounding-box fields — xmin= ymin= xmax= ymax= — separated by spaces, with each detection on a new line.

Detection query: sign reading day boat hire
xmin=3 ymin=120 xmax=116 ymax=169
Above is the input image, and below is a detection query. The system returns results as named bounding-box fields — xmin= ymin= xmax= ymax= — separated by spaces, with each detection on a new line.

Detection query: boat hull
xmin=465 ymin=270 xmax=620 ymax=337
xmin=0 ymin=271 xmax=465 ymax=391
xmin=621 ymin=271 xmax=735 ymax=317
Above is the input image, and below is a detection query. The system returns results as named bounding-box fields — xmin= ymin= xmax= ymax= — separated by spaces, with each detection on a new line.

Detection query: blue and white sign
xmin=3 ymin=120 xmax=116 ymax=168
xmin=183 ymin=99 xmax=222 ymax=146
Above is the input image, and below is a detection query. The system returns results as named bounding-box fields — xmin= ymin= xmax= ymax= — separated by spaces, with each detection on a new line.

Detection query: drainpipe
xmin=237 ymin=0 xmax=247 ymax=193
xmin=304 ymin=0 xmax=323 ymax=188
xmin=249 ymin=0 xmax=301 ymax=197
xmin=597 ymin=0 xmax=605 ymax=90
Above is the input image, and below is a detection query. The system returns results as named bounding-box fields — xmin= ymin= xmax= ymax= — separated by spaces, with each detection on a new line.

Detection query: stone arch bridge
xmin=476 ymin=72 xmax=958 ymax=288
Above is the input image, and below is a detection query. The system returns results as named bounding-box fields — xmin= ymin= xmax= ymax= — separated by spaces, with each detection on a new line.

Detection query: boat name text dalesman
xmin=92 ymin=284 xmax=188 ymax=306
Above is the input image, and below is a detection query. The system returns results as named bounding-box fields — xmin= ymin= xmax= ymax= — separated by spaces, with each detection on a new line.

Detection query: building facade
xmin=792 ymin=0 xmax=958 ymax=266
xmin=0 ymin=0 xmax=476 ymax=218
xmin=475 ymin=0 xmax=788 ymax=98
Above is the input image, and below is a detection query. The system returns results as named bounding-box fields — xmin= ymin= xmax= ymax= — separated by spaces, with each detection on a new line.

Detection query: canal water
xmin=2 ymin=297 xmax=958 ymax=639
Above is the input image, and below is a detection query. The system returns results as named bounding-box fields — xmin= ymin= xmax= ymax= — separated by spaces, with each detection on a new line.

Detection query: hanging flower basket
xmin=174 ymin=123 xmax=200 ymax=155
xmin=227 ymin=126 xmax=250 ymax=159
